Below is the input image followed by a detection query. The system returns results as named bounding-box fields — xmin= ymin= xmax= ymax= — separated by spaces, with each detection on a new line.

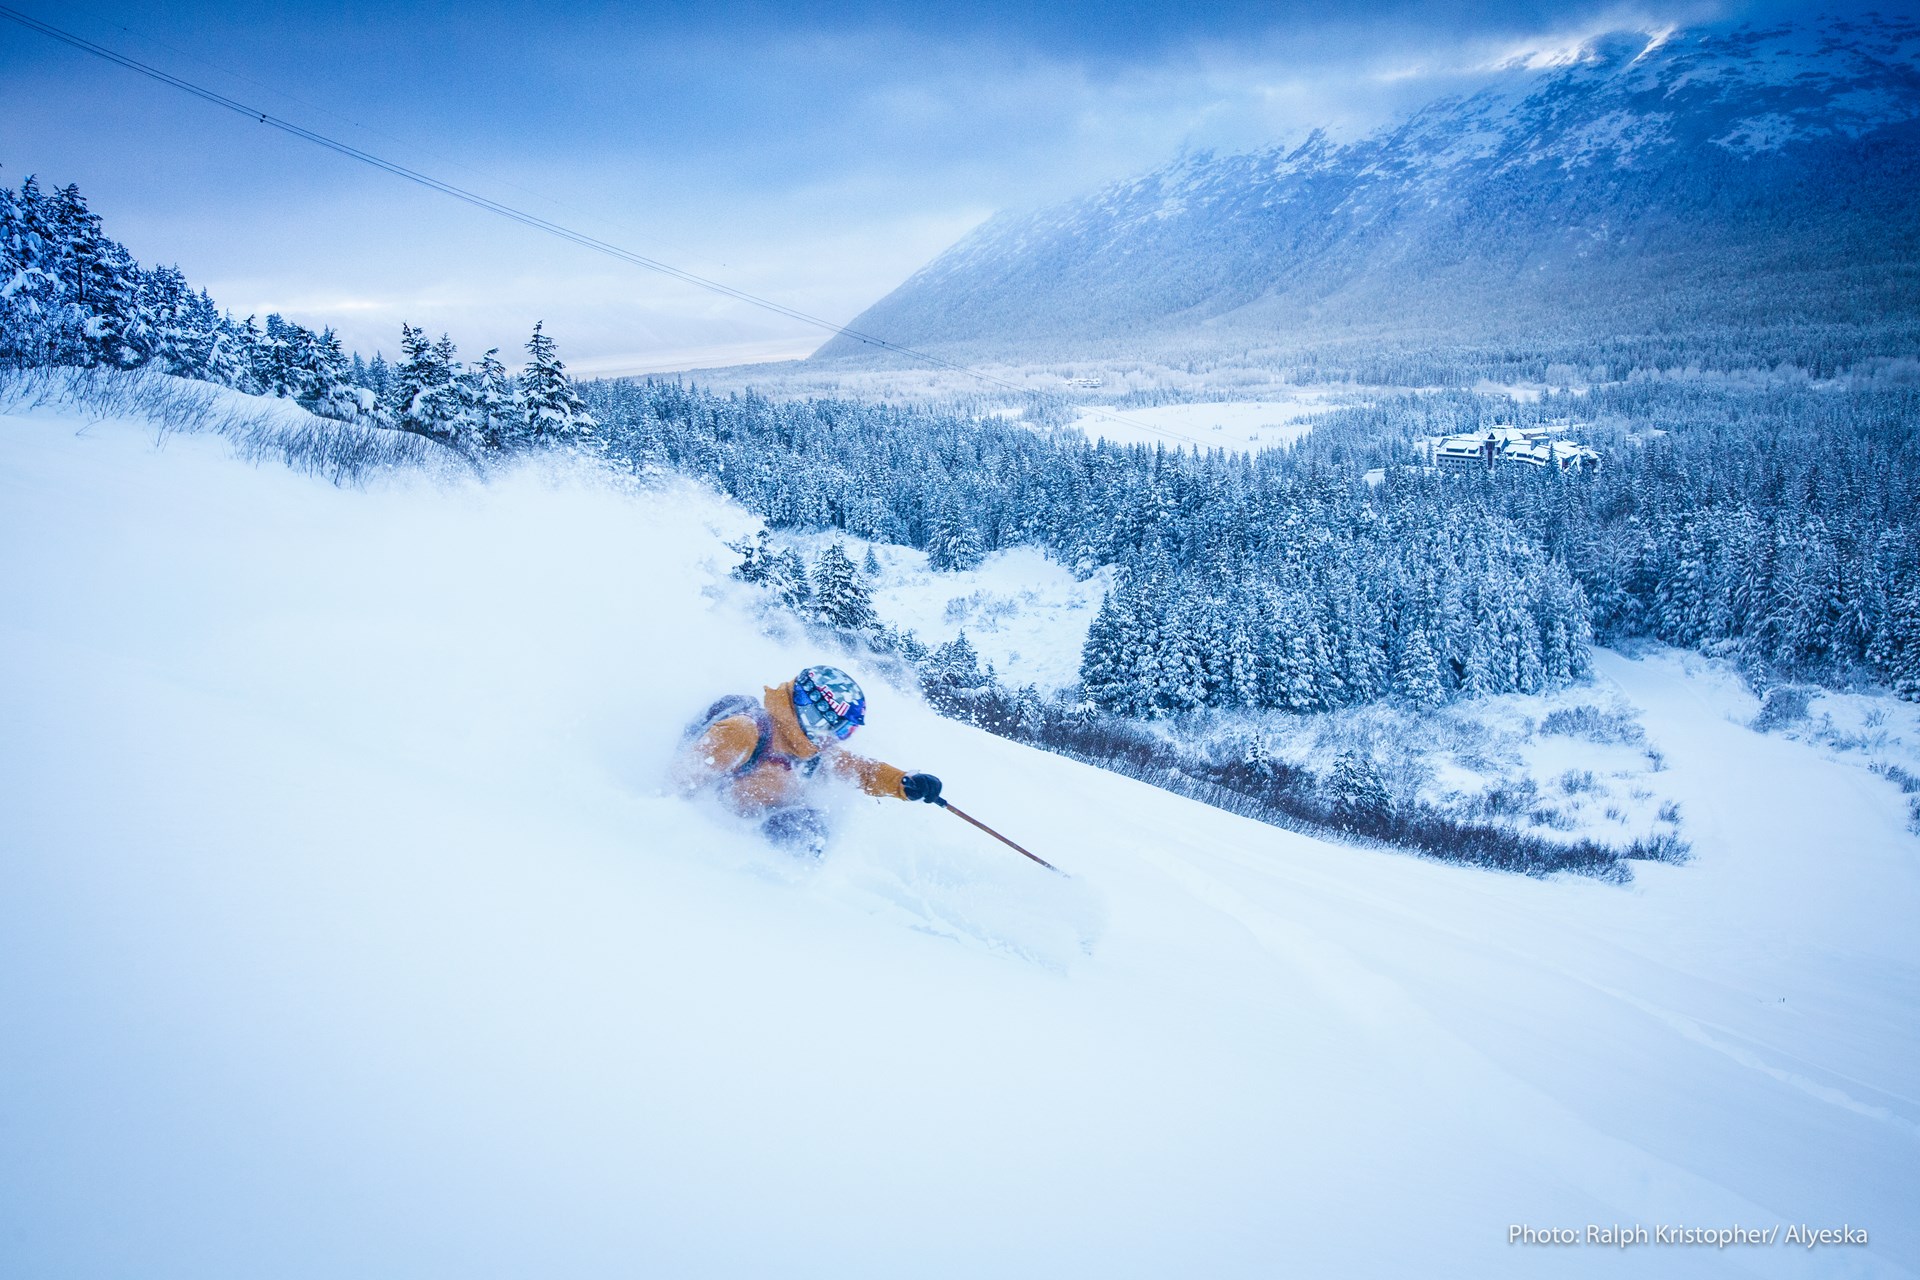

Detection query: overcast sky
xmin=0 ymin=0 xmax=1866 ymax=373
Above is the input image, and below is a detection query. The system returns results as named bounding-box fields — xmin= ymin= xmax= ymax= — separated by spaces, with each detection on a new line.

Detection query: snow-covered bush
xmin=1752 ymin=686 xmax=1813 ymax=733
xmin=1540 ymin=705 xmax=1645 ymax=745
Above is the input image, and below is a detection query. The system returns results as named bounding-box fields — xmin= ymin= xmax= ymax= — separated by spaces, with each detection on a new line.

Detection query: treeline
xmin=595 ymin=375 xmax=1591 ymax=715
xmin=1291 ymin=380 xmax=1920 ymax=694
xmin=1077 ymin=503 xmax=1591 ymax=716
xmin=0 ymin=173 xmax=593 ymax=450
xmin=587 ymin=372 xmax=1914 ymax=709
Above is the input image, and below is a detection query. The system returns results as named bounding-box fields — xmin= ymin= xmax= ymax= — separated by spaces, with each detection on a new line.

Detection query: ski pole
xmin=937 ymin=799 xmax=1066 ymax=875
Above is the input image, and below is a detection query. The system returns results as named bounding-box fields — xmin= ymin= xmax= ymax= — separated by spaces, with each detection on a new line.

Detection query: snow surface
xmin=4 ymin=393 xmax=1919 ymax=1277
xmin=867 ymin=545 xmax=1106 ymax=691
xmin=749 ymin=531 xmax=1107 ymax=693
xmin=1070 ymin=397 xmax=1335 ymax=450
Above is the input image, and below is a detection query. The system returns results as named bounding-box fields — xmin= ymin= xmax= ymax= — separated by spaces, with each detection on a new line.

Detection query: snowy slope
xmin=3 ymin=392 xmax=1918 ymax=1277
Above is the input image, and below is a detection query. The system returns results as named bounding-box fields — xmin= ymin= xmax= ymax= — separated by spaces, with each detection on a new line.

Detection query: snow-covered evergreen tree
xmin=1326 ymin=750 xmax=1394 ymax=830
xmin=392 ymin=325 xmax=465 ymax=443
xmin=1242 ymin=733 xmax=1275 ymax=777
xmin=730 ymin=529 xmax=775 ymax=585
xmin=1080 ymin=588 xmax=1140 ymax=714
xmin=927 ymin=500 xmax=985 ymax=571
xmin=928 ymin=632 xmax=989 ymax=690
xmin=1394 ymin=625 xmax=1448 ymax=710
xmin=306 ymin=328 xmax=362 ymax=421
xmin=767 ymin=549 xmax=811 ymax=612
xmin=518 ymin=321 xmax=594 ymax=445
xmin=463 ymin=347 xmax=519 ymax=448
xmin=811 ymin=542 xmax=876 ymax=631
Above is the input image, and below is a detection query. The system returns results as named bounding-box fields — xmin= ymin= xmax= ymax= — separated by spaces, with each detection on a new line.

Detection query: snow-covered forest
xmin=0 ymin=175 xmax=594 ymax=450
xmin=586 ymin=376 xmax=1919 ymax=713
xmin=8 ymin=171 xmax=1916 ymax=729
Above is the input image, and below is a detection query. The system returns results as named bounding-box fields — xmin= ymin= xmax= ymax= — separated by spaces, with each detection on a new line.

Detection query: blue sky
xmin=0 ymin=0 xmax=1859 ymax=372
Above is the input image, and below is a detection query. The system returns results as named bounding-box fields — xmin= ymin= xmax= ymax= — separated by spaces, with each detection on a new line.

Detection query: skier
xmin=675 ymin=664 xmax=943 ymax=855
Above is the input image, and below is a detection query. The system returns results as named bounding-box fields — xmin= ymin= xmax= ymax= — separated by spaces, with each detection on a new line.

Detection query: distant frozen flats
xmin=1069 ymin=395 xmax=1336 ymax=449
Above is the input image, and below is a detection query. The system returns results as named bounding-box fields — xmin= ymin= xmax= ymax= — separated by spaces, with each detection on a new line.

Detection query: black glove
xmin=901 ymin=772 xmax=943 ymax=804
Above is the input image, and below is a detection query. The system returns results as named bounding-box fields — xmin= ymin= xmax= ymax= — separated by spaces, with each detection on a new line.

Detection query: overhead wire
xmin=43 ymin=0 xmax=722 ymax=269
xmin=0 ymin=2 xmax=1219 ymax=449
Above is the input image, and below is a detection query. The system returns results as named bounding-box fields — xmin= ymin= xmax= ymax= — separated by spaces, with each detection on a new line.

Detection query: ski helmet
xmin=791 ymin=665 xmax=866 ymax=744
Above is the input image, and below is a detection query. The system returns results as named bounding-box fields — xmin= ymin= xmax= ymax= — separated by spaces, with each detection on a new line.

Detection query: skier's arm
xmin=672 ymin=715 xmax=762 ymax=791
xmin=826 ymin=750 xmax=909 ymax=800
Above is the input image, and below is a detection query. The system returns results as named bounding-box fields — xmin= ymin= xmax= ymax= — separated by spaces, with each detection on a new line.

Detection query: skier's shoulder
xmin=685 ymin=693 xmax=776 ymax=773
xmin=700 ymin=715 xmax=763 ymax=767
xmin=687 ymin=693 xmax=769 ymax=736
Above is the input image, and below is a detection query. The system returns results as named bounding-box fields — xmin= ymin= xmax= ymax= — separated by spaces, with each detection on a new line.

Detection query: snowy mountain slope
xmin=818 ymin=14 xmax=1920 ymax=364
xmin=3 ymin=390 xmax=1918 ymax=1277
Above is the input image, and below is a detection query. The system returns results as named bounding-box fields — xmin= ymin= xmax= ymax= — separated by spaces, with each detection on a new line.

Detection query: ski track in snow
xmin=3 ymin=394 xmax=1917 ymax=1278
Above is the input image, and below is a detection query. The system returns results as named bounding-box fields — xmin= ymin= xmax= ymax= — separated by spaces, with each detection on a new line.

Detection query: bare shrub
xmin=923 ymin=679 xmax=1630 ymax=882
xmin=1871 ymin=762 xmax=1920 ymax=794
xmin=1625 ymin=833 xmax=1692 ymax=863
xmin=1477 ymin=776 xmax=1539 ymax=816
xmin=1539 ymin=705 xmax=1645 ymax=745
xmin=2 ymin=367 xmax=461 ymax=486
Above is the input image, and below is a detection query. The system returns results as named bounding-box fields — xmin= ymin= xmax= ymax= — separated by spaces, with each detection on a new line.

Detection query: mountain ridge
xmin=816 ymin=15 xmax=1920 ymax=371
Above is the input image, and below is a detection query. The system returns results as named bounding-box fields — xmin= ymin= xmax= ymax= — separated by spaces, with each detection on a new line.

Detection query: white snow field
xmin=3 ymin=391 xmax=1918 ymax=1279
xmin=1070 ymin=396 xmax=1335 ymax=449
xmin=770 ymin=531 xmax=1108 ymax=691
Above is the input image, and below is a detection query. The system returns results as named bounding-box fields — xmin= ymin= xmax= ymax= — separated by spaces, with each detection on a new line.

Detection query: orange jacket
xmin=675 ymin=681 xmax=908 ymax=816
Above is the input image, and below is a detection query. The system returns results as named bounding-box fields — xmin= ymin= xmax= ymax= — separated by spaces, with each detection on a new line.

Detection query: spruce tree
xmin=423 ymin=334 xmax=469 ymax=438
xmin=465 ymin=348 xmax=519 ymax=447
xmin=307 ymin=328 xmax=361 ymax=421
xmin=929 ymin=632 xmax=988 ymax=689
xmin=928 ymin=500 xmax=985 ymax=571
xmin=1879 ymin=581 xmax=1920 ymax=700
xmin=393 ymin=325 xmax=463 ymax=442
xmin=518 ymin=321 xmax=595 ymax=444
xmin=0 ymin=180 xmax=21 ymax=358
xmin=138 ymin=265 xmax=194 ymax=377
xmin=811 ymin=542 xmax=877 ymax=631
xmin=363 ymin=352 xmax=393 ymax=402
xmin=1327 ymin=750 xmax=1394 ymax=831
xmin=1 ymin=176 xmax=62 ymax=362
xmin=767 ymin=549 xmax=811 ymax=612
xmin=1394 ymin=625 xmax=1448 ymax=709
xmin=730 ymin=529 xmax=775 ymax=585
xmin=1079 ymin=588 xmax=1139 ymax=713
